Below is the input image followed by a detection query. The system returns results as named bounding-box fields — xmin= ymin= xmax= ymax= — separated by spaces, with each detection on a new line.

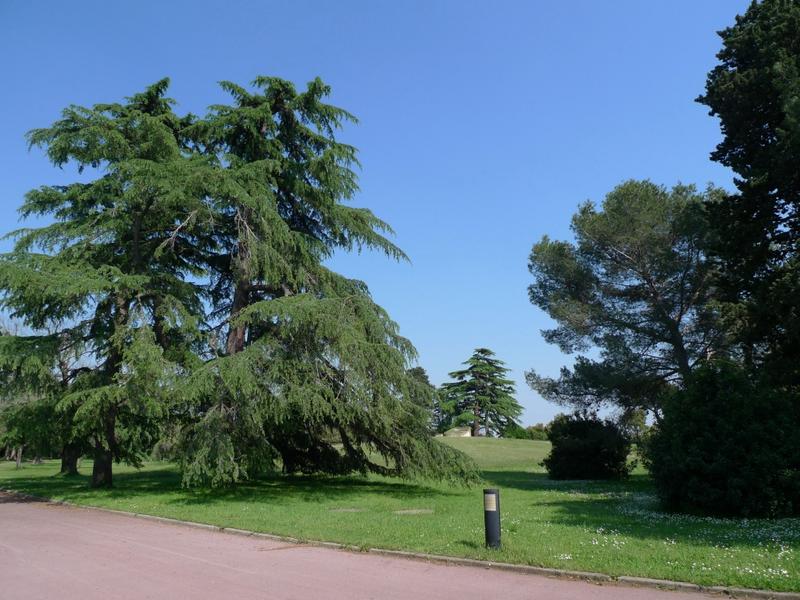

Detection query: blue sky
xmin=1 ymin=1 xmax=747 ymax=423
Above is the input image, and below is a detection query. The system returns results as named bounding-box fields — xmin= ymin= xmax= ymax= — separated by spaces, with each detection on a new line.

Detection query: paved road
xmin=0 ymin=493 xmax=714 ymax=600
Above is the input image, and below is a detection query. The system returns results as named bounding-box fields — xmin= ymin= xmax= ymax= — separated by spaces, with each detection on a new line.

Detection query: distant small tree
xmin=526 ymin=423 xmax=549 ymax=441
xmin=502 ymin=422 xmax=529 ymax=439
xmin=0 ymin=397 xmax=58 ymax=467
xmin=618 ymin=408 xmax=648 ymax=444
xmin=0 ymin=323 xmax=87 ymax=474
xmin=503 ymin=422 xmax=548 ymax=440
xmin=441 ymin=348 xmax=522 ymax=437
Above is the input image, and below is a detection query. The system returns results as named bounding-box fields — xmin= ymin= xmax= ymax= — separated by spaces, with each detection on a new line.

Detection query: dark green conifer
xmin=0 ymin=81 xmax=212 ymax=487
xmin=176 ymin=77 xmax=476 ymax=486
xmin=0 ymin=76 xmax=476 ymax=488
xmin=441 ymin=348 xmax=521 ymax=436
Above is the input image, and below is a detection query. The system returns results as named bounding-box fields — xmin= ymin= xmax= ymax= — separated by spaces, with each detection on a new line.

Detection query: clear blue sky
xmin=1 ymin=1 xmax=747 ymax=424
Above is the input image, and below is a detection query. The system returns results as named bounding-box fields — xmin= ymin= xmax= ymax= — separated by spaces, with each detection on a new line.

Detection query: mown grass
xmin=1 ymin=438 xmax=797 ymax=592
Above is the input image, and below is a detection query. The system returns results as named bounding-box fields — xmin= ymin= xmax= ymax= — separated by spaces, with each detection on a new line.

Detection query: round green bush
xmin=646 ymin=362 xmax=800 ymax=517
xmin=543 ymin=413 xmax=631 ymax=479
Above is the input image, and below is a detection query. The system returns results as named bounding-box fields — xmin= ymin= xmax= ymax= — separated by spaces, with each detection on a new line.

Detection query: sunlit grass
xmin=1 ymin=438 xmax=797 ymax=592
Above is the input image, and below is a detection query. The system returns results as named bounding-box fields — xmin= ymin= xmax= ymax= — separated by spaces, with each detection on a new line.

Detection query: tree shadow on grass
xmin=0 ymin=466 xmax=179 ymax=501
xmin=170 ymin=473 xmax=457 ymax=507
xmin=481 ymin=470 xmax=654 ymax=494
xmin=480 ymin=471 xmax=799 ymax=550
xmin=1 ymin=463 xmax=456 ymax=508
xmin=455 ymin=540 xmax=482 ymax=550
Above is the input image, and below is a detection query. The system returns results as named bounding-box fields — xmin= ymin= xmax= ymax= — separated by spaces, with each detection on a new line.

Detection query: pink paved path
xmin=0 ymin=493 xmax=714 ymax=600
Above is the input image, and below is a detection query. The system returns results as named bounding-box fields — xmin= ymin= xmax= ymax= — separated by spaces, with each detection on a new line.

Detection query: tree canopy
xmin=526 ymin=180 xmax=725 ymax=419
xmin=0 ymin=77 xmax=477 ymax=487
xmin=697 ymin=0 xmax=800 ymax=383
xmin=0 ymin=81 xmax=208 ymax=486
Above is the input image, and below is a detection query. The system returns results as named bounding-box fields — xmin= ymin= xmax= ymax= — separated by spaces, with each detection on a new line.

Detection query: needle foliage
xmin=0 ymin=77 xmax=477 ymax=488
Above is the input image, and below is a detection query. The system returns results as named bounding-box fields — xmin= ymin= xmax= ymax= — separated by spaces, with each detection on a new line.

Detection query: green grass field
xmin=1 ymin=438 xmax=797 ymax=592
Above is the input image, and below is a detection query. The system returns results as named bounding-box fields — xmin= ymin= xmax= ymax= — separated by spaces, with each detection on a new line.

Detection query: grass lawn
xmin=1 ymin=438 xmax=798 ymax=592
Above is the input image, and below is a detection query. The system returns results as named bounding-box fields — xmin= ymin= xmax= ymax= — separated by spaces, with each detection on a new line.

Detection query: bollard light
xmin=483 ymin=488 xmax=501 ymax=549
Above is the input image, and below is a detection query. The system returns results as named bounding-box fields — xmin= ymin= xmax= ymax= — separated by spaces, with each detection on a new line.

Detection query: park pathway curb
xmin=2 ymin=487 xmax=797 ymax=600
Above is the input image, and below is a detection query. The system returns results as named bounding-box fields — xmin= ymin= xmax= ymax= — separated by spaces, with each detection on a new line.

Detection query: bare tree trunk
xmin=15 ymin=446 xmax=23 ymax=469
xmin=32 ymin=456 xmax=43 ymax=465
xmin=90 ymin=295 xmax=127 ymax=489
xmin=91 ymin=441 xmax=113 ymax=488
xmin=226 ymin=282 xmax=249 ymax=356
xmin=471 ymin=406 xmax=481 ymax=437
xmin=91 ymin=405 xmax=118 ymax=488
xmin=60 ymin=443 xmax=81 ymax=475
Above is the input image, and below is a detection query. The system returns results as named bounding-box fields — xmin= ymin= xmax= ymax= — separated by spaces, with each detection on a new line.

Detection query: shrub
xmin=543 ymin=413 xmax=632 ymax=479
xmin=646 ymin=362 xmax=800 ymax=517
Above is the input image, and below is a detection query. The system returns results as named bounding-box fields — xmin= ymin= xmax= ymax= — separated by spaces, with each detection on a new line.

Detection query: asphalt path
xmin=0 ymin=492 xmax=717 ymax=600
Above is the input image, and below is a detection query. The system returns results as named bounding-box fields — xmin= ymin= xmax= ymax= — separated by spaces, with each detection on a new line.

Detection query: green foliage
xmin=431 ymin=388 xmax=454 ymax=434
xmin=646 ymin=362 xmax=800 ymax=517
xmin=170 ymin=77 xmax=476 ymax=486
xmin=405 ymin=367 xmax=441 ymax=433
xmin=618 ymin=408 xmax=648 ymax=443
xmin=526 ymin=423 xmax=549 ymax=441
xmin=0 ymin=327 xmax=87 ymax=469
xmin=502 ymin=422 xmax=530 ymax=439
xmin=527 ymin=180 xmax=724 ymax=418
xmin=441 ymin=348 xmax=522 ymax=437
xmin=503 ymin=422 xmax=548 ymax=441
xmin=543 ymin=413 xmax=632 ymax=480
xmin=0 ymin=397 xmax=60 ymax=459
xmin=1 ymin=76 xmax=477 ymax=488
xmin=0 ymin=80 xmax=210 ymax=486
xmin=697 ymin=0 xmax=800 ymax=383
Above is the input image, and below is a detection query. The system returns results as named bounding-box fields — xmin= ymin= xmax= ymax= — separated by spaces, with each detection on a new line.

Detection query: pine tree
xmin=0 ymin=76 xmax=477 ymax=489
xmin=526 ymin=181 xmax=724 ymax=419
xmin=171 ymin=77 xmax=477 ymax=486
xmin=441 ymin=348 xmax=521 ymax=436
xmin=0 ymin=80 xmax=213 ymax=487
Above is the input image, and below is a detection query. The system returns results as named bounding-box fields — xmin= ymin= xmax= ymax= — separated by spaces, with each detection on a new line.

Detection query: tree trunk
xmin=60 ymin=443 xmax=81 ymax=476
xmin=15 ymin=446 xmax=23 ymax=469
xmin=225 ymin=209 xmax=255 ymax=358
xmin=226 ymin=282 xmax=249 ymax=355
xmin=32 ymin=456 xmax=43 ymax=465
xmin=91 ymin=442 xmax=113 ymax=488
xmin=471 ymin=406 xmax=481 ymax=437
xmin=667 ymin=321 xmax=692 ymax=382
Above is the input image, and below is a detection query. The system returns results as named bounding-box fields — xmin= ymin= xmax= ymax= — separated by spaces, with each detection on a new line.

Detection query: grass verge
xmin=0 ymin=438 xmax=797 ymax=592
